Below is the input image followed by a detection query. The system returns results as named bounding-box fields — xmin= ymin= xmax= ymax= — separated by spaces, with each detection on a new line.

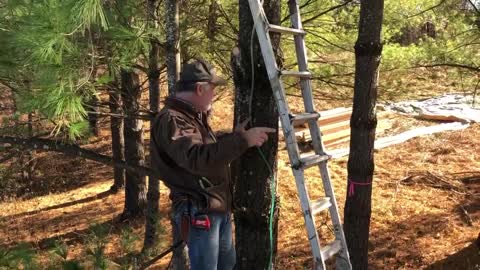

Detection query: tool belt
xmin=179 ymin=200 xmax=211 ymax=243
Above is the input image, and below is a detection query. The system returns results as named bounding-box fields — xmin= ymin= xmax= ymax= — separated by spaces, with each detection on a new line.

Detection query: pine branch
xmin=467 ymin=0 xmax=480 ymax=14
xmin=313 ymin=77 xmax=355 ymax=88
xmin=84 ymin=110 xmax=153 ymax=120
xmin=133 ymin=64 xmax=149 ymax=73
xmin=302 ymin=0 xmax=355 ymax=25
xmin=0 ymin=135 xmax=156 ymax=177
xmin=0 ymin=79 xmax=18 ymax=93
xmin=281 ymin=0 xmax=316 ymax=24
xmin=0 ymin=151 xmax=17 ymax=163
xmin=413 ymin=63 xmax=480 ymax=73
xmin=217 ymin=2 xmax=238 ymax=34
xmin=407 ymin=0 xmax=447 ymax=18
xmin=305 ymin=29 xmax=354 ymax=52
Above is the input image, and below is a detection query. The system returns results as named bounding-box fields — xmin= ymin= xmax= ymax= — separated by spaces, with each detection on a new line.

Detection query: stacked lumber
xmin=328 ymin=121 xmax=470 ymax=159
xmin=292 ymin=107 xmax=352 ymax=148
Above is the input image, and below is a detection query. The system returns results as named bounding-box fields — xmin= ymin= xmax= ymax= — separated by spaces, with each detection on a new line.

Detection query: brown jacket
xmin=151 ymin=97 xmax=249 ymax=213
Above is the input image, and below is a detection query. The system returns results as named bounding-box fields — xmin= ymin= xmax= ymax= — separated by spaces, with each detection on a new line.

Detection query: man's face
xmin=195 ymin=82 xmax=216 ymax=112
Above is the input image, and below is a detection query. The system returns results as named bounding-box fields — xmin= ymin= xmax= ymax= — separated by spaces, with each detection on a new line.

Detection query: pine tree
xmin=343 ymin=1 xmax=384 ymax=269
xmin=144 ymin=0 xmax=162 ymax=251
xmin=231 ymin=1 xmax=281 ymax=269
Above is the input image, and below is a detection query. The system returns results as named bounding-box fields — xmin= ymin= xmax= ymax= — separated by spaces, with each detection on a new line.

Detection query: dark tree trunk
xmin=166 ymin=0 xmax=180 ymax=96
xmin=109 ymin=83 xmax=125 ymax=192
xmin=19 ymin=82 xmax=35 ymax=181
xmin=166 ymin=0 xmax=188 ymax=268
xmin=144 ymin=0 xmax=162 ymax=251
xmin=121 ymin=69 xmax=147 ymax=218
xmin=231 ymin=1 xmax=280 ymax=269
xmin=343 ymin=1 xmax=384 ymax=270
xmin=21 ymin=112 xmax=36 ymax=181
xmin=87 ymin=94 xmax=99 ymax=136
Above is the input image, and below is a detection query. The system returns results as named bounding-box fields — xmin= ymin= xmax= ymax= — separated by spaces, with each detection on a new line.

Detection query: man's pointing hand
xmin=236 ymin=119 xmax=276 ymax=147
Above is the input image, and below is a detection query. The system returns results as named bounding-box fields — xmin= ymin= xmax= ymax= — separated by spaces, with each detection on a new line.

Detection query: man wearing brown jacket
xmin=151 ymin=59 xmax=274 ymax=270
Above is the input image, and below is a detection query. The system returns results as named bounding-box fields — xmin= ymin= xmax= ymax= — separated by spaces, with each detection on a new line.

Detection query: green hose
xmin=256 ymin=147 xmax=276 ymax=270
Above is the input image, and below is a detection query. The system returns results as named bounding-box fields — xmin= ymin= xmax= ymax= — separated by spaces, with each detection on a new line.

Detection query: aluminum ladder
xmin=247 ymin=0 xmax=352 ymax=269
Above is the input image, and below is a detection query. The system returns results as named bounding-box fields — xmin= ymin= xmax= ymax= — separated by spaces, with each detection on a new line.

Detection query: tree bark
xmin=87 ymin=94 xmax=100 ymax=136
xmin=121 ymin=69 xmax=147 ymax=218
xmin=166 ymin=1 xmax=188 ymax=268
xmin=144 ymin=0 xmax=162 ymax=251
xmin=231 ymin=1 xmax=280 ymax=269
xmin=19 ymin=83 xmax=35 ymax=181
xmin=21 ymin=112 xmax=36 ymax=181
xmin=343 ymin=1 xmax=384 ymax=270
xmin=109 ymin=84 xmax=125 ymax=192
xmin=166 ymin=0 xmax=180 ymax=96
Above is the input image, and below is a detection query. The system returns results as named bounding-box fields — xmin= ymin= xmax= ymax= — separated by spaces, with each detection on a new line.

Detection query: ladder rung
xmin=311 ymin=197 xmax=331 ymax=215
xmin=296 ymin=154 xmax=331 ymax=169
xmin=268 ymin=24 xmax=306 ymax=35
xmin=290 ymin=112 xmax=320 ymax=126
xmin=280 ymin=70 xmax=312 ymax=78
xmin=321 ymin=240 xmax=342 ymax=260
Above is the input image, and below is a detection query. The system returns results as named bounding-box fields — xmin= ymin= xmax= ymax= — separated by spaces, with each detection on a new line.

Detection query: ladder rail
xmin=247 ymin=0 xmax=280 ymax=81
xmin=247 ymin=0 xmax=302 ymax=166
xmin=248 ymin=0 xmax=325 ymax=267
xmin=287 ymin=2 xmax=352 ymax=268
xmin=287 ymin=1 xmax=316 ymax=112
xmin=293 ymin=169 xmax=326 ymax=268
xmin=287 ymin=0 xmax=325 ymax=154
xmin=247 ymin=1 xmax=352 ymax=269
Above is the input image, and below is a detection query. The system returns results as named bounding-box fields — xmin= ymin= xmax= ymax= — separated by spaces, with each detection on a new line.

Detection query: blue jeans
xmin=173 ymin=201 xmax=236 ymax=270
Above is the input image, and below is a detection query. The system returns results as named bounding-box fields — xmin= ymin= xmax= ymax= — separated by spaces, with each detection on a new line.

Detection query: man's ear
xmin=195 ymin=83 xmax=203 ymax=96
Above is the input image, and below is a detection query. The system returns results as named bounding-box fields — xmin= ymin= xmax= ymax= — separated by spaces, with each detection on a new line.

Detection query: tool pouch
xmin=198 ymin=177 xmax=226 ymax=213
xmin=191 ymin=213 xmax=211 ymax=230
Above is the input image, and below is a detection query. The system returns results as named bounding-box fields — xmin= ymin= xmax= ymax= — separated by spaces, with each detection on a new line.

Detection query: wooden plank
xmin=416 ymin=113 xmax=465 ymax=122
xmin=294 ymin=118 xmax=350 ymax=143
xmin=295 ymin=129 xmax=350 ymax=145
xmin=319 ymin=109 xmax=351 ymax=126
xmin=327 ymin=122 xmax=471 ymax=159
xmin=324 ymin=136 xmax=351 ymax=148
xmin=321 ymin=119 xmax=350 ymax=136
xmin=291 ymin=108 xmax=351 ymax=128
xmin=292 ymin=108 xmax=351 ymax=142
xmin=320 ymin=107 xmax=351 ymax=117
xmin=322 ymin=129 xmax=350 ymax=143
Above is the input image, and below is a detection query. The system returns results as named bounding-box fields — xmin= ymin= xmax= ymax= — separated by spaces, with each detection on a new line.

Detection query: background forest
xmin=0 ymin=0 xmax=478 ymax=269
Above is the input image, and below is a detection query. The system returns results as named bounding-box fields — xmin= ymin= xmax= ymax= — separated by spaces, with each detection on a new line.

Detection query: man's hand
xmin=236 ymin=119 xmax=276 ymax=147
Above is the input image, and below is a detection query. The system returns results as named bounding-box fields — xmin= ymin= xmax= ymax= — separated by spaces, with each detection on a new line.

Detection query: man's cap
xmin=177 ymin=58 xmax=227 ymax=87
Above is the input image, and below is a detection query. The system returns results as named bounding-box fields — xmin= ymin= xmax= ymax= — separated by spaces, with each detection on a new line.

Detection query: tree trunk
xmin=144 ymin=0 xmax=162 ymax=251
xmin=166 ymin=0 xmax=180 ymax=96
xmin=231 ymin=1 xmax=280 ymax=269
xmin=21 ymin=112 xmax=36 ymax=181
xmin=87 ymin=94 xmax=100 ymax=136
xmin=121 ymin=69 xmax=147 ymax=218
xmin=166 ymin=1 xmax=188 ymax=268
xmin=343 ymin=1 xmax=384 ymax=269
xmin=109 ymin=83 xmax=125 ymax=192
xmin=19 ymin=82 xmax=35 ymax=182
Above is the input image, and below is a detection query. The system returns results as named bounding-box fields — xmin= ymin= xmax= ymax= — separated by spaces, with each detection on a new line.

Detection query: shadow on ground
xmin=426 ymin=242 xmax=480 ymax=270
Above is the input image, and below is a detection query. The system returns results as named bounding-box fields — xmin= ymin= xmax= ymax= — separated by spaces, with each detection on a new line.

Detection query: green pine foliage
xmin=0 ymin=0 xmax=153 ymax=140
xmin=0 ymin=243 xmax=38 ymax=270
xmin=1 ymin=0 xmax=478 ymax=140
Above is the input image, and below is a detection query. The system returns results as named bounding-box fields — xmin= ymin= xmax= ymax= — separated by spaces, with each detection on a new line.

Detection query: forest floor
xmin=0 ymin=81 xmax=479 ymax=269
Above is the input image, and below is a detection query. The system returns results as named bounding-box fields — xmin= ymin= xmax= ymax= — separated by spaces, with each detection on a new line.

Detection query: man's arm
xmin=161 ymin=116 xmax=249 ymax=176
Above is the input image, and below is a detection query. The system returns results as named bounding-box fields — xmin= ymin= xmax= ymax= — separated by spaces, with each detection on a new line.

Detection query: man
xmin=151 ymin=58 xmax=275 ymax=270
